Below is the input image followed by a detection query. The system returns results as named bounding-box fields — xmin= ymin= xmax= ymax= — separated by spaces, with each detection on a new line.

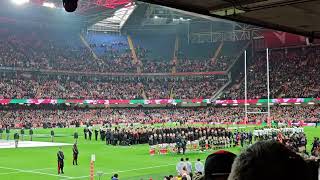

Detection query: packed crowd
xmin=3 ymin=42 xmax=320 ymax=100
xmin=0 ymin=74 xmax=144 ymax=99
xmin=222 ymin=45 xmax=320 ymax=99
xmin=0 ymin=27 xmax=98 ymax=71
xmin=0 ymin=28 xmax=138 ymax=73
xmin=171 ymin=76 xmax=227 ymax=99
xmin=141 ymin=76 xmax=228 ymax=99
xmin=141 ymin=60 xmax=173 ymax=73
xmin=0 ymin=27 xmax=241 ymax=74
xmin=176 ymin=56 xmax=236 ymax=72
xmin=0 ymin=72 xmax=227 ymax=99
xmin=0 ymin=105 xmax=319 ymax=128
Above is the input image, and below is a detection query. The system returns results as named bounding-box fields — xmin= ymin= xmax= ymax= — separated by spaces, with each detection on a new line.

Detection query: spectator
xmin=176 ymin=158 xmax=185 ymax=175
xmin=228 ymin=141 xmax=311 ymax=180
xmin=195 ymin=158 xmax=204 ymax=175
xmin=111 ymin=174 xmax=119 ymax=180
xmin=185 ymin=158 xmax=192 ymax=176
xmin=205 ymin=150 xmax=236 ymax=180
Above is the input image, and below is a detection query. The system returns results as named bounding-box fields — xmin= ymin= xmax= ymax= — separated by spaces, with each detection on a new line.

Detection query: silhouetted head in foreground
xmin=228 ymin=140 xmax=311 ymax=180
xmin=205 ymin=150 xmax=237 ymax=180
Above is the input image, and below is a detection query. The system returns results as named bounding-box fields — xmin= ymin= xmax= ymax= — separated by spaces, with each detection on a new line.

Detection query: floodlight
xmin=11 ymin=0 xmax=30 ymax=5
xmin=43 ymin=2 xmax=56 ymax=8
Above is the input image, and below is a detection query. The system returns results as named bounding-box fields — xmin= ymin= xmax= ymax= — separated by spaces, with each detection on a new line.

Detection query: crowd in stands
xmin=222 ymin=45 xmax=320 ymax=99
xmin=89 ymin=41 xmax=129 ymax=58
xmin=0 ymin=105 xmax=319 ymax=128
xmin=0 ymin=29 xmax=139 ymax=73
xmin=177 ymin=56 xmax=236 ymax=72
xmin=0 ymin=74 xmax=144 ymax=99
xmin=171 ymin=76 xmax=227 ymax=99
xmin=99 ymin=52 xmax=137 ymax=73
xmin=3 ymin=38 xmax=318 ymax=100
xmin=90 ymin=41 xmax=137 ymax=73
xmin=141 ymin=60 xmax=173 ymax=73
xmin=0 ymin=27 xmax=240 ymax=74
xmin=0 ymin=72 xmax=227 ymax=99
xmin=143 ymin=78 xmax=172 ymax=99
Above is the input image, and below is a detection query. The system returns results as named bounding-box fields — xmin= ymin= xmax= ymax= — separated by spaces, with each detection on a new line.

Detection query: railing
xmin=127 ymin=35 xmax=141 ymax=73
xmin=0 ymin=67 xmax=227 ymax=77
xmin=0 ymin=98 xmax=318 ymax=106
xmin=211 ymin=41 xmax=223 ymax=63
xmin=79 ymin=34 xmax=99 ymax=60
xmin=210 ymin=72 xmax=232 ymax=101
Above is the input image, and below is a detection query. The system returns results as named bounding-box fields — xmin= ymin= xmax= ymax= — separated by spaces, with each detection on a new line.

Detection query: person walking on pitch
xmin=29 ymin=128 xmax=33 ymax=141
xmin=6 ymin=127 xmax=10 ymax=141
xmin=74 ymin=131 xmax=79 ymax=143
xmin=94 ymin=129 xmax=99 ymax=141
xmin=0 ymin=127 xmax=3 ymax=139
xmin=57 ymin=147 xmax=65 ymax=174
xmin=20 ymin=128 xmax=25 ymax=141
xmin=83 ymin=127 xmax=87 ymax=140
xmin=14 ymin=131 xmax=19 ymax=148
xmin=72 ymin=143 xmax=79 ymax=165
xmin=51 ymin=129 xmax=55 ymax=142
xmin=88 ymin=127 xmax=92 ymax=141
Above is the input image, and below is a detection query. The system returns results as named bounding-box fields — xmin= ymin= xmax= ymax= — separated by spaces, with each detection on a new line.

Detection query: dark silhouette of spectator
xmin=204 ymin=150 xmax=236 ymax=180
xmin=228 ymin=140 xmax=312 ymax=180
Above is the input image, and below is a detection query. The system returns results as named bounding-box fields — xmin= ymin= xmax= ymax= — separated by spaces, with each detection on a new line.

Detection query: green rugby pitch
xmin=0 ymin=126 xmax=318 ymax=180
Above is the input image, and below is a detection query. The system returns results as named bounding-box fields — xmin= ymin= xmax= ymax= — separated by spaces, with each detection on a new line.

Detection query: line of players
xmin=148 ymin=127 xmax=242 ymax=154
xmin=147 ymin=126 xmax=320 ymax=157
xmin=252 ymin=127 xmax=320 ymax=156
xmin=84 ymin=126 xmax=151 ymax=145
xmin=82 ymin=125 xmax=255 ymax=150
xmin=0 ymin=127 xmax=34 ymax=141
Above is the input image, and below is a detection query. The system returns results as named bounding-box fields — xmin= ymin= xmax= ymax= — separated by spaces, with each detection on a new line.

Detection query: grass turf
xmin=0 ymin=126 xmax=318 ymax=180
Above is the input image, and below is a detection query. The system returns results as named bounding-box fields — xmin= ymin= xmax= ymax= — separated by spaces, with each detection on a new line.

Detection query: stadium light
xmin=43 ymin=2 xmax=56 ymax=8
xmin=154 ymin=15 xmax=159 ymax=19
xmin=11 ymin=0 xmax=29 ymax=5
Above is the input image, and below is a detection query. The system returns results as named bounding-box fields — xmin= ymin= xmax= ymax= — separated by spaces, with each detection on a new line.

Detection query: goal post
xmin=244 ymin=48 xmax=271 ymax=126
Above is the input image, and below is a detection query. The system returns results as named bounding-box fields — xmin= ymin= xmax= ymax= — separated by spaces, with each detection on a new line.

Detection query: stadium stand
xmin=221 ymin=45 xmax=320 ymax=99
xmin=0 ymin=72 xmax=227 ymax=100
xmin=1 ymin=105 xmax=319 ymax=128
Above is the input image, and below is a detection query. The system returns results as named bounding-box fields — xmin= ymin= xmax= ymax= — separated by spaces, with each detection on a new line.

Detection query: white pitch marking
xmin=66 ymin=163 xmax=177 ymax=179
xmin=0 ymin=167 xmax=54 ymax=175
xmin=0 ymin=166 xmax=72 ymax=178
xmin=0 ymin=171 xmax=21 ymax=175
xmin=0 ymin=140 xmax=72 ymax=149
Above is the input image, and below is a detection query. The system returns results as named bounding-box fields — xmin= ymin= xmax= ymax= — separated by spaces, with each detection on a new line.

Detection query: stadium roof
xmin=138 ymin=0 xmax=320 ymax=39
xmin=88 ymin=3 xmax=136 ymax=32
xmin=6 ymin=0 xmax=133 ymax=27
xmin=29 ymin=0 xmax=137 ymax=32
